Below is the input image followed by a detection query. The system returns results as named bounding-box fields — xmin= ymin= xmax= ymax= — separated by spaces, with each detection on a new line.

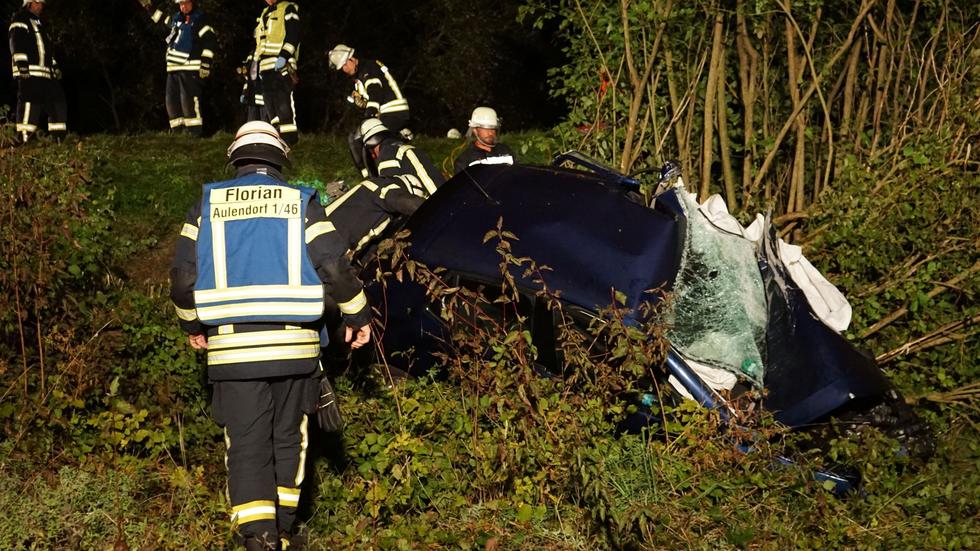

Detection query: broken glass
xmin=668 ymin=190 xmax=768 ymax=386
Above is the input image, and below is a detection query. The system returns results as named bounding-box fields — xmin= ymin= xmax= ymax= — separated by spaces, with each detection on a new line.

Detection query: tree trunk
xmin=700 ymin=7 xmax=725 ymax=200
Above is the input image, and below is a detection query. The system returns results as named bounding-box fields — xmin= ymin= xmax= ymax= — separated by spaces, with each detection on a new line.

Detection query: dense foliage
xmin=0 ymin=128 xmax=976 ymax=548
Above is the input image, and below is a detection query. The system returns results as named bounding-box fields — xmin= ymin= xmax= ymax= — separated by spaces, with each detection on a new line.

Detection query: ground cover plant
xmin=0 ymin=126 xmax=976 ymax=549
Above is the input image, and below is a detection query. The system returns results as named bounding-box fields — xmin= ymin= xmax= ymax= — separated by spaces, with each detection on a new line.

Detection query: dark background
xmin=1 ymin=0 xmax=565 ymax=135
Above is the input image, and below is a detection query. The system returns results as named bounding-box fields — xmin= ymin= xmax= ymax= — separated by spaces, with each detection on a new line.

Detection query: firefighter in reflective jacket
xmin=454 ymin=107 xmax=516 ymax=174
xmin=328 ymin=44 xmax=411 ymax=136
xmin=8 ymin=0 xmax=67 ymax=143
xmin=324 ymin=174 xmax=426 ymax=257
xmin=170 ymin=122 xmax=370 ymax=551
xmin=141 ymin=0 xmax=216 ymax=136
xmin=251 ymin=0 xmax=300 ymax=145
xmin=239 ymin=53 xmax=267 ymax=122
xmin=357 ymin=118 xmax=444 ymax=196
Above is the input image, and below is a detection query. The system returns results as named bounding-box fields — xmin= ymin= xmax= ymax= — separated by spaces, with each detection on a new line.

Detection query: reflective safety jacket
xmin=453 ymin=142 xmax=516 ymax=174
xmin=375 ymin=138 xmax=444 ymax=197
xmin=8 ymin=8 xmax=60 ymax=79
xmin=171 ymin=166 xmax=371 ymax=380
xmin=253 ymin=0 xmax=300 ymax=73
xmin=325 ymin=175 xmax=425 ymax=255
xmin=149 ymin=6 xmax=216 ymax=73
xmin=353 ymin=59 xmax=408 ymax=118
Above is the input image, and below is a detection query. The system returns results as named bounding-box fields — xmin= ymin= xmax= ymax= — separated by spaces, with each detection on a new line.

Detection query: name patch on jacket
xmin=209 ymin=185 xmax=300 ymax=221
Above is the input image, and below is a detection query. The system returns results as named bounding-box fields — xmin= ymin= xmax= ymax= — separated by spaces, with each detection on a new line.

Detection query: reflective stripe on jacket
xmin=149 ymin=8 xmax=216 ymax=72
xmin=8 ymin=9 xmax=59 ymax=79
xmin=354 ymin=60 xmax=408 ymax=117
xmin=194 ymin=175 xmax=324 ymax=325
xmin=253 ymin=1 xmax=300 ymax=72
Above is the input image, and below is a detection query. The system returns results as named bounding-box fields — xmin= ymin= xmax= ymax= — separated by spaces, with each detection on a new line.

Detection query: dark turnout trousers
xmin=15 ymin=77 xmax=67 ymax=142
xmin=165 ymin=72 xmax=204 ymax=137
xmin=212 ymin=372 xmax=318 ymax=542
xmin=260 ymin=70 xmax=298 ymax=145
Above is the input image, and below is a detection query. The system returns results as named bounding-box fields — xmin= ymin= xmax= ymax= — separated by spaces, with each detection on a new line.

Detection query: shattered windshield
xmin=668 ymin=190 xmax=768 ymax=386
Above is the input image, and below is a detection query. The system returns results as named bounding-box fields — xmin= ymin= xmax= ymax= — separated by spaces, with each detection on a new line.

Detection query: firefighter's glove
xmin=199 ymin=67 xmax=210 ymax=79
xmin=349 ymin=91 xmax=368 ymax=109
xmin=274 ymin=56 xmax=287 ymax=71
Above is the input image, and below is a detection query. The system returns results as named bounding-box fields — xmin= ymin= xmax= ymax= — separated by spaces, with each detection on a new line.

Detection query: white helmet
xmin=468 ymin=107 xmax=500 ymax=130
xmin=227 ymin=121 xmax=290 ymax=167
xmin=328 ymin=44 xmax=355 ymax=70
xmin=23 ymin=0 xmax=46 ymax=5
xmin=359 ymin=118 xmax=390 ymax=148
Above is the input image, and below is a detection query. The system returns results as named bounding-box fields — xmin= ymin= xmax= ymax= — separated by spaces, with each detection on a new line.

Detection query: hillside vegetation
xmin=0 ymin=128 xmax=976 ymax=549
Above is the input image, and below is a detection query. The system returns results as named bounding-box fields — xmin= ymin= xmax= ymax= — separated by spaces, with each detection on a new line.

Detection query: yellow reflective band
xmin=279 ymin=124 xmax=298 ymax=133
xmin=195 ymin=284 xmax=323 ymax=304
xmin=355 ymin=219 xmax=391 ymax=253
xmin=363 ymin=77 xmax=382 ymax=89
xmin=379 ymin=184 xmax=401 ymax=199
xmin=198 ymin=25 xmax=214 ymax=37
xmin=218 ymin=324 xmax=234 ymax=335
xmin=285 ymin=12 xmax=300 ymax=20
xmin=180 ymin=223 xmax=199 ymax=242
xmin=366 ymin=101 xmax=381 ymax=111
xmin=360 ymin=180 xmax=379 ymax=192
xmin=379 ymin=99 xmax=410 ymax=114
xmin=230 ymin=500 xmax=277 ymax=525
xmin=169 ymin=117 xmax=185 ymax=128
xmin=184 ymin=118 xmax=203 ymax=127
xmin=208 ymin=329 xmax=319 ymax=350
xmin=10 ymin=22 xmax=29 ymax=31
xmin=196 ymin=301 xmax=324 ymax=323
xmin=174 ymin=303 xmax=198 ymax=321
xmin=277 ymin=486 xmax=301 ymax=507
xmin=151 ymin=10 xmax=163 ymax=23
xmin=12 ymin=53 xmax=28 ymax=62
xmin=323 ymin=184 xmax=366 ymax=217
xmin=22 ymin=102 xmax=31 ymax=126
xmin=377 ymin=160 xmax=400 ymax=172
xmin=47 ymin=123 xmax=67 ymax=131
xmin=201 ymin=48 xmax=214 ymax=58
xmin=208 ymin=343 xmax=321 ymax=365
xmin=295 ymin=415 xmax=308 ymax=485
xmin=405 ymin=150 xmax=438 ymax=196
xmin=305 ymin=221 xmax=335 ymax=243
xmin=337 ymin=290 xmax=367 ymax=315
xmin=282 ymin=43 xmax=295 ymax=55
xmin=381 ymin=65 xmax=405 ymax=99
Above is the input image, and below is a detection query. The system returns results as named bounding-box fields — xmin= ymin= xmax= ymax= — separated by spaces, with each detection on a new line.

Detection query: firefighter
xmin=325 ymin=174 xmax=427 ymax=257
xmin=8 ymin=0 xmax=67 ymax=143
xmin=327 ymin=44 xmax=412 ymax=138
xmin=239 ymin=53 xmax=267 ymax=123
xmin=140 ymin=0 xmax=216 ymax=136
xmin=251 ymin=0 xmax=301 ymax=145
xmin=454 ymin=107 xmax=516 ymax=174
xmin=358 ymin=118 xmax=444 ymax=196
xmin=170 ymin=121 xmax=371 ymax=550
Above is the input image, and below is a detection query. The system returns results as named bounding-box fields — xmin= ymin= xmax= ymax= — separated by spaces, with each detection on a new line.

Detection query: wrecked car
xmin=355 ymin=152 xmax=933 ymax=490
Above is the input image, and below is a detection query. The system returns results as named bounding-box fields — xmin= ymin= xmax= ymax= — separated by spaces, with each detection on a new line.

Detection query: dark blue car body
xmin=365 ymin=161 xmax=896 ymax=430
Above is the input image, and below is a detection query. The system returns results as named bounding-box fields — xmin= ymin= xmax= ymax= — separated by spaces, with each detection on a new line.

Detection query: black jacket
xmin=454 ymin=142 xmax=516 ymax=174
xmin=353 ymin=59 xmax=409 ymax=117
xmin=375 ymin=137 xmax=445 ymax=196
xmin=324 ymin=175 xmax=425 ymax=255
xmin=8 ymin=8 xmax=59 ymax=79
